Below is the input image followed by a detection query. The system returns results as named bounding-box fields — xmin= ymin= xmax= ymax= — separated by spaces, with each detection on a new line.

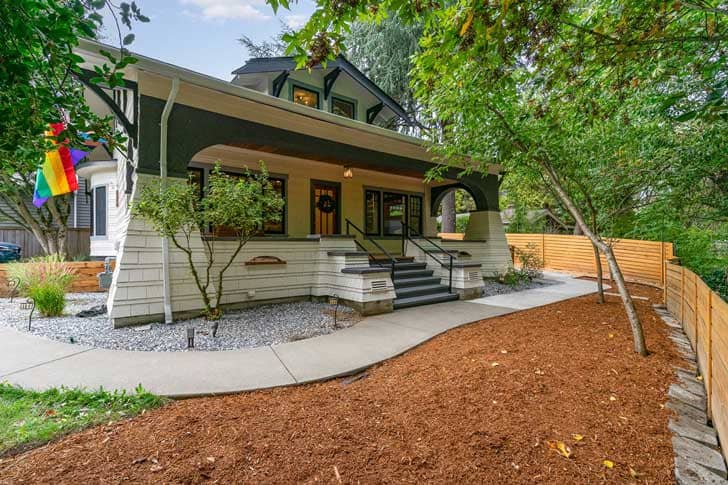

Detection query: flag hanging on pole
xmin=33 ymin=123 xmax=88 ymax=208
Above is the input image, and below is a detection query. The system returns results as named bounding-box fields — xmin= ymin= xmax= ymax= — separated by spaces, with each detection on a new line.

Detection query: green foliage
xmin=346 ymin=15 xmax=423 ymax=132
xmin=455 ymin=215 xmax=469 ymax=234
xmin=0 ymin=383 xmax=164 ymax=455
xmin=7 ymin=255 xmax=76 ymax=317
xmin=133 ymin=162 xmax=285 ymax=319
xmin=29 ymin=285 xmax=67 ymax=318
xmin=514 ymin=243 xmax=544 ymax=280
xmin=0 ymin=1 xmax=148 ymax=255
xmin=501 ymin=267 xmax=530 ymax=287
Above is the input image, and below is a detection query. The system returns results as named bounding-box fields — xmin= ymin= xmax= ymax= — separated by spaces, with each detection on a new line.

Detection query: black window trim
xmin=330 ymin=95 xmax=357 ymax=120
xmin=187 ymin=164 xmax=288 ymax=236
xmin=363 ymin=186 xmax=425 ymax=238
xmin=290 ymin=82 xmax=321 ymax=110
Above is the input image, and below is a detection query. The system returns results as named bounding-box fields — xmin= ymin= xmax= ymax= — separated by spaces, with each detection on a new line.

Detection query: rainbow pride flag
xmin=33 ymin=123 xmax=88 ymax=207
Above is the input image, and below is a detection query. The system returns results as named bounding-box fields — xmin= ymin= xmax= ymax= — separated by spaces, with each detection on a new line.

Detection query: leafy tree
xmin=269 ymin=0 xmax=728 ymax=356
xmin=133 ymin=164 xmax=285 ymax=333
xmin=238 ymin=21 xmax=292 ymax=58
xmin=346 ymin=15 xmax=424 ymax=133
xmin=0 ymin=0 xmax=147 ymax=255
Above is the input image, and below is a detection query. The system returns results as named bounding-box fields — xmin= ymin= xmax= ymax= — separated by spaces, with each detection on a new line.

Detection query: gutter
xmin=75 ymin=38 xmax=427 ymax=150
xmin=160 ymin=77 xmax=180 ymax=324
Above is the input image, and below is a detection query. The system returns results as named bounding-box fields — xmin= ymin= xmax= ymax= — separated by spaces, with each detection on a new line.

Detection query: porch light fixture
xmin=343 ymin=166 xmax=353 ymax=179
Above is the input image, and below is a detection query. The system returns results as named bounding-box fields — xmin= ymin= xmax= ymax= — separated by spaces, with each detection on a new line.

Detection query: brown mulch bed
xmin=0 ymin=284 xmax=682 ymax=484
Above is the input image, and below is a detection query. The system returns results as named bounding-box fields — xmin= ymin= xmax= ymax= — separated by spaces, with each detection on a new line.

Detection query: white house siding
xmin=108 ymin=175 xmax=396 ymax=327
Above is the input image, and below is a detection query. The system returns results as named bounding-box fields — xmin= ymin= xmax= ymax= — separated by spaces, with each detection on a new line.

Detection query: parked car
xmin=0 ymin=242 xmax=21 ymax=263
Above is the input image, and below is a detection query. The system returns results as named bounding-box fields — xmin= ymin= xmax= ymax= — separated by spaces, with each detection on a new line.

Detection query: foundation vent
xmin=371 ymin=280 xmax=388 ymax=292
xmin=468 ymin=271 xmax=480 ymax=281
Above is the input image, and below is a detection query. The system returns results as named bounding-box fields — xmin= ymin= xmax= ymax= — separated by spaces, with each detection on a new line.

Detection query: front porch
xmin=103 ymin=70 xmax=511 ymax=327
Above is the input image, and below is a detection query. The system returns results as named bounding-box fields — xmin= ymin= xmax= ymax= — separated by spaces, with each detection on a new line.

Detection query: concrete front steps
xmin=373 ymin=260 xmax=459 ymax=310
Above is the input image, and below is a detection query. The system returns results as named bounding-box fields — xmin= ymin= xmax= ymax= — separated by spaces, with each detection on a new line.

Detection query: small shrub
xmin=501 ymin=267 xmax=529 ymax=286
xmin=29 ymin=284 xmax=67 ymax=317
xmin=6 ymin=255 xmax=75 ymax=317
xmin=514 ymin=242 xmax=544 ymax=280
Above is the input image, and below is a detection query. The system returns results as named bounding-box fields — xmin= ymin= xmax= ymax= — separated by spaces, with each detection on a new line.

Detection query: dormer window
xmin=292 ymin=84 xmax=319 ymax=109
xmin=331 ymin=96 xmax=356 ymax=120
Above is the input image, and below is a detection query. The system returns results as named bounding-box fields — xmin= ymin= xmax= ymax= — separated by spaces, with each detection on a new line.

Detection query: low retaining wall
xmin=0 ymin=261 xmax=109 ymax=297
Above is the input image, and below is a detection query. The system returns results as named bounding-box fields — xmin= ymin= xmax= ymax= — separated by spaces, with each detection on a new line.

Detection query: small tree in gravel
xmin=133 ymin=162 xmax=284 ymax=334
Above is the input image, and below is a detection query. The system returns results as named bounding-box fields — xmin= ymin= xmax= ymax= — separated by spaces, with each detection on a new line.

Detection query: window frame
xmin=289 ymin=81 xmax=321 ymax=110
xmin=408 ymin=194 xmax=424 ymax=235
xmin=187 ymin=164 xmax=288 ymax=236
xmin=330 ymin=95 xmax=357 ymax=120
xmin=91 ymin=185 xmax=108 ymax=238
xmin=364 ymin=189 xmax=381 ymax=236
xmin=363 ymin=186 xmax=425 ymax=238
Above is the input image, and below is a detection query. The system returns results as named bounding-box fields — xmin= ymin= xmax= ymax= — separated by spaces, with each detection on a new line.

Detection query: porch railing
xmin=345 ymin=219 xmax=397 ymax=281
xmin=400 ymin=220 xmax=456 ymax=293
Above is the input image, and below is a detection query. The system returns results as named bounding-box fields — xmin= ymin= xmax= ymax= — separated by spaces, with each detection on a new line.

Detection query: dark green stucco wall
xmin=137 ymin=94 xmax=499 ymax=211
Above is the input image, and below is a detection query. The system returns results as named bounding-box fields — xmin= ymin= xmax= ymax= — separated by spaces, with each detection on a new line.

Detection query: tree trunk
xmin=592 ymin=243 xmax=605 ymax=303
xmin=441 ymin=191 xmax=456 ymax=233
xmin=538 ymin=159 xmax=648 ymax=356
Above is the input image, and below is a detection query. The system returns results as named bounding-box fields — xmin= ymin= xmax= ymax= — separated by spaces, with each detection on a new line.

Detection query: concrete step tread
xmin=393 ymin=276 xmax=442 ymax=288
xmin=393 ymin=268 xmax=435 ymax=279
xmin=393 ymin=292 xmax=459 ymax=310
xmin=395 ymin=284 xmax=451 ymax=298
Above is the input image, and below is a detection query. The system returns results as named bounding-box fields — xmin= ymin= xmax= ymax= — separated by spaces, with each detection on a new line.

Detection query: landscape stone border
xmin=654 ymin=304 xmax=728 ymax=484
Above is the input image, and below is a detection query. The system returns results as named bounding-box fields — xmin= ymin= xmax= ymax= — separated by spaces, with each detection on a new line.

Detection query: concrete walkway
xmin=0 ymin=272 xmax=601 ymax=397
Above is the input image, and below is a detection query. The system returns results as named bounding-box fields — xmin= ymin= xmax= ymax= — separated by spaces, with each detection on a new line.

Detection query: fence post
xmin=681 ymin=267 xmax=685 ymax=327
xmin=707 ymin=288 xmax=713 ymax=419
xmin=541 ymin=233 xmax=546 ymax=267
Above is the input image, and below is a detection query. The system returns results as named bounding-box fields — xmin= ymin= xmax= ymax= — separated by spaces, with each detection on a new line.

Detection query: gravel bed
xmin=481 ymin=276 xmax=558 ymax=297
xmin=0 ymin=293 xmax=362 ymax=352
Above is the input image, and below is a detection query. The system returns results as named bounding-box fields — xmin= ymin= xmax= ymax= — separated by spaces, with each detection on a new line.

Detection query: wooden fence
xmin=666 ymin=262 xmax=728 ymax=459
xmin=439 ymin=232 xmax=674 ymax=288
xmin=0 ymin=226 xmax=90 ymax=258
xmin=0 ymin=261 xmax=108 ymax=297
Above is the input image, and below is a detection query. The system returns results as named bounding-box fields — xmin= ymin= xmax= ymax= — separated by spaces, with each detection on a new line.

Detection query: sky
xmin=102 ymin=0 xmax=315 ymax=80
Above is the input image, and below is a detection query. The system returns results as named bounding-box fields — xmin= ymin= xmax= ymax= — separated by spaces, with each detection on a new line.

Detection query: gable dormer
xmin=231 ymin=55 xmax=415 ymax=130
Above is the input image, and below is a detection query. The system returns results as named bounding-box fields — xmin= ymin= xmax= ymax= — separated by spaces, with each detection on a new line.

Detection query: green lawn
xmin=0 ymin=383 xmax=165 ymax=456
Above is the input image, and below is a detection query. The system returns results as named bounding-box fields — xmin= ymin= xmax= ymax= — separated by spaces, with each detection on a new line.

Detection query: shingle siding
xmin=0 ymin=177 xmax=92 ymax=229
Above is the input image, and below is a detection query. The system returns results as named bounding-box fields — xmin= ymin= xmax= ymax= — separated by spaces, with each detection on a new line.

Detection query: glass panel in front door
xmin=312 ymin=183 xmax=339 ymax=235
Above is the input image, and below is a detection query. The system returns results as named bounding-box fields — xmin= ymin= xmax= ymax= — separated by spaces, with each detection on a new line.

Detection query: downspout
xmin=160 ymin=77 xmax=180 ymax=324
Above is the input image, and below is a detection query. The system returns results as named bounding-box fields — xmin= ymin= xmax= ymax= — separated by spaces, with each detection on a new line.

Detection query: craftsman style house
xmin=75 ymin=40 xmax=511 ymax=327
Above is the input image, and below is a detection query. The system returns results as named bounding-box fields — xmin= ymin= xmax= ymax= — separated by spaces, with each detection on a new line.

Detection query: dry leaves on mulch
xmin=0 ymin=284 xmax=681 ymax=484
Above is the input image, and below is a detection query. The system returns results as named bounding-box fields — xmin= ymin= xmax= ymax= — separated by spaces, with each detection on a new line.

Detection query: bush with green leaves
xmin=6 ymin=255 xmax=76 ymax=317
xmin=514 ymin=243 xmax=544 ymax=280
xmin=133 ymin=162 xmax=284 ymax=330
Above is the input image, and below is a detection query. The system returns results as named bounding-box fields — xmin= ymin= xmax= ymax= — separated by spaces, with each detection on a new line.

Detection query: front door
xmin=311 ymin=180 xmax=340 ymax=235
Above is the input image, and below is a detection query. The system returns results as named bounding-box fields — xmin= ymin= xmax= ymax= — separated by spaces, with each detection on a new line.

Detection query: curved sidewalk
xmin=0 ymin=273 xmax=601 ymax=398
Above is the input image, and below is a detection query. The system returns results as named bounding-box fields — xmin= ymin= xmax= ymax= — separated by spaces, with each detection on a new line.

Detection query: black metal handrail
xmin=401 ymin=220 xmax=455 ymax=293
xmin=345 ymin=219 xmax=398 ymax=280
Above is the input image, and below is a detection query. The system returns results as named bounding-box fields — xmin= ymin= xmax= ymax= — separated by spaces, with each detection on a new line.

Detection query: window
xmin=292 ymin=85 xmax=319 ymax=109
xmin=92 ymin=186 xmax=107 ymax=237
xmin=364 ymin=190 xmax=380 ymax=235
xmin=205 ymin=169 xmax=286 ymax=236
xmin=331 ymin=97 xmax=355 ymax=119
xmin=409 ymin=195 xmax=423 ymax=235
xmin=187 ymin=167 xmax=204 ymax=200
xmin=365 ymin=189 xmax=425 ymax=237
xmin=263 ymin=177 xmax=286 ymax=234
xmin=383 ymin=192 xmax=407 ymax=236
